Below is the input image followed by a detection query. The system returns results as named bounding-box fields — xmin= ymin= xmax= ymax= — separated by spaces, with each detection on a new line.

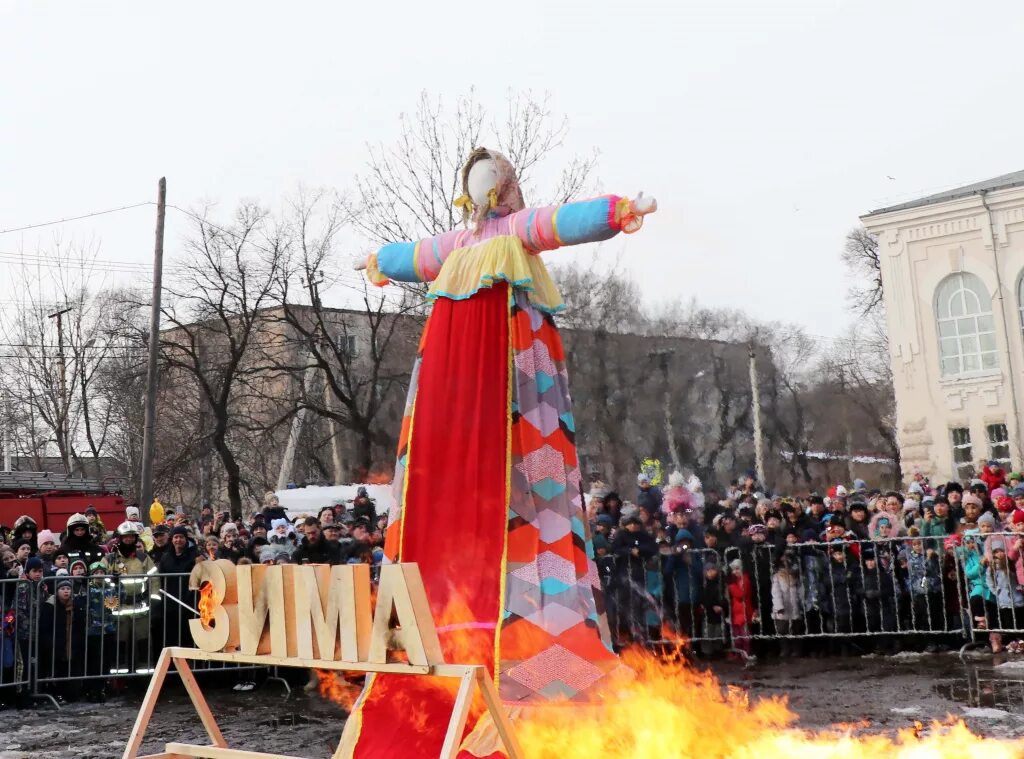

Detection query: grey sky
xmin=2 ymin=0 xmax=1023 ymax=337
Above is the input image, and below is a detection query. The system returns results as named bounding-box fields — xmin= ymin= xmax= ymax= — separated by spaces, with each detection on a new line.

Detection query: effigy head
xmin=456 ymin=147 xmax=525 ymax=228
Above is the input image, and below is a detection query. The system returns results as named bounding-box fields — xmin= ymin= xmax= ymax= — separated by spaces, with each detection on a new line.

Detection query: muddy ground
xmin=5 ymin=653 xmax=1024 ymax=758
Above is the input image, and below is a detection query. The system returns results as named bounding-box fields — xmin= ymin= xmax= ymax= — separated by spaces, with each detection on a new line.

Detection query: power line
xmin=0 ymin=202 xmax=154 ymax=235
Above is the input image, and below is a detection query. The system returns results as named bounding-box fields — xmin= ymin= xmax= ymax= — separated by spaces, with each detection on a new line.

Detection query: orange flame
xmin=510 ymin=646 xmax=1024 ymax=758
xmin=362 ymin=471 xmax=392 ymax=485
xmin=316 ymin=670 xmax=362 ymax=712
xmin=198 ymin=582 xmax=217 ymax=627
xmin=319 ymin=585 xmax=1024 ymax=758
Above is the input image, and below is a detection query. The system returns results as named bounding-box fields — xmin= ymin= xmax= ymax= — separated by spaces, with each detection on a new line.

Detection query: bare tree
xmin=0 ymin=243 xmax=126 ymax=478
xmin=842 ymin=227 xmax=883 ymax=315
xmin=349 ymin=90 xmax=597 ymax=248
xmin=268 ymin=190 xmax=422 ymax=481
xmin=154 ymin=204 xmax=284 ymax=518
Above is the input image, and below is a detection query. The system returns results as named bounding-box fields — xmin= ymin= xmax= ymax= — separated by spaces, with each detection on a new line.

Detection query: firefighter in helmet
xmin=102 ymin=522 xmax=158 ymax=674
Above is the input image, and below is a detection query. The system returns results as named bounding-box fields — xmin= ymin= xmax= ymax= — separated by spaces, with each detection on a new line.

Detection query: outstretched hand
xmin=631 ymin=191 xmax=658 ymax=216
xmin=353 ymin=255 xmax=368 ymax=271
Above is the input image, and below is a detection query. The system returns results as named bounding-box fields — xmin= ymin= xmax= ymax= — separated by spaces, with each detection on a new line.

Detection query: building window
xmin=951 ymin=427 xmax=974 ymax=480
xmin=335 ymin=334 xmax=358 ymax=358
xmin=1018 ymin=273 xmax=1024 ymax=337
xmin=987 ymin=423 xmax=1012 ymax=467
xmin=935 ymin=272 xmax=997 ymax=377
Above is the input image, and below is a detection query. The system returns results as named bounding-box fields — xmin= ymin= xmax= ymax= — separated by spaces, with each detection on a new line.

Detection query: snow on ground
xmin=274 ymin=483 xmax=395 ymax=520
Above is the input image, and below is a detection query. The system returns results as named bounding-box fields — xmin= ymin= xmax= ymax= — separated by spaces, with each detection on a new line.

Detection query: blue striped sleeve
xmin=376 ymin=241 xmax=419 ymax=282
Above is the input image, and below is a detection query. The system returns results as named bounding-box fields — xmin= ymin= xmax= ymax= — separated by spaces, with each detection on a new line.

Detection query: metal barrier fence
xmin=4 ymin=572 xmax=272 ymax=706
xmin=599 ymin=533 xmax=1024 ymax=657
xmin=955 ymin=531 xmax=1024 ymax=652
xmin=1 ymin=577 xmax=34 ymax=694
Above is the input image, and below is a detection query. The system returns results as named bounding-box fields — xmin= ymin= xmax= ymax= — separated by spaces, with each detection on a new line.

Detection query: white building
xmin=861 ymin=171 xmax=1024 ymax=483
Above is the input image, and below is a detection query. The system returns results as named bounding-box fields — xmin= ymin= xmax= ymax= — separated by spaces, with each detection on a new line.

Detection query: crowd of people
xmin=587 ymin=462 xmax=1024 ymax=660
xmin=5 ymin=462 xmax=1024 ymax=706
xmin=0 ymin=488 xmax=383 ymax=705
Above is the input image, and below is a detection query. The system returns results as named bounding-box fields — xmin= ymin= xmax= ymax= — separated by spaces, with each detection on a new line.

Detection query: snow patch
xmin=962 ymin=707 xmax=1012 ymax=719
xmin=994 ymin=660 xmax=1024 ymax=672
xmin=890 ymin=707 xmax=922 ymax=715
xmin=275 ymin=483 xmax=394 ymax=518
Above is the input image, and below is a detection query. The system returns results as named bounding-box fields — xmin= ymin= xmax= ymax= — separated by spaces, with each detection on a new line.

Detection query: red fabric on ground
xmin=352 ymin=284 xmax=511 ymax=758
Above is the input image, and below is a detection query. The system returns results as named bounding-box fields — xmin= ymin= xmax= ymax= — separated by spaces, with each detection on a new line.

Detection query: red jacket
xmin=727 ymin=573 xmax=755 ymax=626
xmin=982 ymin=465 xmax=1006 ymax=493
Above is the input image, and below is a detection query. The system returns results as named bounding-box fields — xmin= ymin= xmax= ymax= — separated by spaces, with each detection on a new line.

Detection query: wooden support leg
xmin=122 ymin=648 xmax=173 ymax=759
xmin=439 ymin=668 xmax=476 ymax=759
xmin=173 ymin=657 xmax=228 ymax=748
xmin=474 ymin=668 xmax=524 ymax=759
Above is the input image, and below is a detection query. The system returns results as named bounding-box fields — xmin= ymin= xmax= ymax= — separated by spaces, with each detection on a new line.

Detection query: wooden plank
xmin=173 ymin=658 xmax=227 ymax=748
xmin=475 ymin=668 xmax=524 ymax=759
xmin=122 ymin=648 xmax=173 ymax=759
xmin=136 ymin=754 xmax=188 ymax=759
xmin=164 ymin=745 xmax=307 ymax=759
xmin=439 ymin=669 xmax=476 ymax=759
xmin=166 ymin=647 xmax=433 ymax=675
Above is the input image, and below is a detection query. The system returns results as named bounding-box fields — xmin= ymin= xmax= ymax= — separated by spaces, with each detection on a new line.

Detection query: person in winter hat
xmin=771 ymin=550 xmax=803 ymax=656
xmin=36 ymin=530 xmax=59 ymax=574
xmin=662 ymin=471 xmax=692 ymax=515
xmin=83 ymin=506 xmax=107 ymax=543
xmin=662 ymin=527 xmax=703 ymax=638
xmin=102 ymin=522 xmax=157 ymax=671
xmin=1001 ymin=511 xmax=1024 ymax=615
xmin=981 ymin=461 xmax=1007 ymax=493
xmin=726 ymin=558 xmax=755 ymax=655
xmin=686 ymin=474 xmax=706 ymax=515
xmin=60 ymin=514 xmax=105 ymax=569
xmin=12 ymin=515 xmax=38 ymax=554
xmin=977 ymin=510 xmax=997 ymax=534
xmin=636 ymin=473 xmax=663 ymax=515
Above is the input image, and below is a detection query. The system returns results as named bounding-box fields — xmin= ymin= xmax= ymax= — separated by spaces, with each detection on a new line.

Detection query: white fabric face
xmin=467 ymin=158 xmax=498 ymax=206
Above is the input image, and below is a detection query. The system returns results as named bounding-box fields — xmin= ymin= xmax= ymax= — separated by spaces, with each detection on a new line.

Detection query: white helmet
xmin=116 ymin=521 xmax=139 ymax=537
xmin=66 ymin=513 xmax=89 ymax=530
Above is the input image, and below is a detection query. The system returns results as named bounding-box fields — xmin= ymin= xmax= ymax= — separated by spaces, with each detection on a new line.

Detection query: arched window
xmin=1017 ymin=273 xmax=1024 ymax=337
xmin=935 ymin=272 xmax=997 ymax=377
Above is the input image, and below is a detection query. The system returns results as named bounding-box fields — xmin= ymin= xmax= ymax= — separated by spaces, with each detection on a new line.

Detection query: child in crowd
xmin=726 ymin=559 xmax=755 ymax=656
xmin=770 ymin=550 xmax=802 ymax=657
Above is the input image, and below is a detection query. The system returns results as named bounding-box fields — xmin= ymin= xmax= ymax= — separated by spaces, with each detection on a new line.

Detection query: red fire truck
xmin=0 ymin=471 xmax=127 ymax=533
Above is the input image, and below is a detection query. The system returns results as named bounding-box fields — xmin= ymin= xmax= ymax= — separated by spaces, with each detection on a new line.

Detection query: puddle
xmin=936 ymin=671 xmax=1024 ymax=713
xmin=260 ymin=713 xmax=319 ymax=728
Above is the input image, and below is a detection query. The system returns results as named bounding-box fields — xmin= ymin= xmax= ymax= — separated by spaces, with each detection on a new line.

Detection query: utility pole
xmin=2 ymin=390 xmax=11 ymax=471
xmin=48 ymin=305 xmax=73 ymax=473
xmin=139 ymin=177 xmax=166 ymax=516
xmin=748 ymin=344 xmax=766 ymax=487
xmin=839 ymin=364 xmax=855 ymax=485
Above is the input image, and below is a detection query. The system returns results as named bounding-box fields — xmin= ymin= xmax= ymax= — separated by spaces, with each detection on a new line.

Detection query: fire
xmin=315 ymin=670 xmax=362 ymax=712
xmin=314 ymin=583 xmax=1024 ymax=757
xmin=511 ymin=646 xmax=1024 ymax=759
xmin=362 ymin=471 xmax=392 ymax=485
xmin=198 ymin=582 xmax=217 ymax=627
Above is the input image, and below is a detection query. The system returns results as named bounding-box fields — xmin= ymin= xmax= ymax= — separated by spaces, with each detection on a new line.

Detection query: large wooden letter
xmin=369 ymin=564 xmax=444 ymax=666
xmin=296 ymin=564 xmax=373 ymax=662
xmin=236 ymin=564 xmax=287 ymax=656
xmin=188 ymin=560 xmax=239 ymax=652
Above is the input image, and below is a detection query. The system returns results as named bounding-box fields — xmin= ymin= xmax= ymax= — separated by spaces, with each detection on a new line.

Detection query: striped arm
xmin=375 ymin=228 xmax=468 ymax=283
xmin=510 ymin=195 xmax=626 ymax=253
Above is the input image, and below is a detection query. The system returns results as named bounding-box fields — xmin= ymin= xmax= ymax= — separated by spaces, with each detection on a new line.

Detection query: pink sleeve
xmin=509 ymin=195 xmax=625 ymax=254
xmin=414 ymin=228 xmax=466 ymax=281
